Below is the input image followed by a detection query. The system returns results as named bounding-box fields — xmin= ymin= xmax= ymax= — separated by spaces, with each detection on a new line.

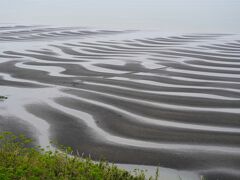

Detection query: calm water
xmin=0 ymin=0 xmax=240 ymax=32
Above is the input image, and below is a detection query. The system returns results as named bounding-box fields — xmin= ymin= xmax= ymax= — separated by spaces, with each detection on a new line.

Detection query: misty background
xmin=1 ymin=0 xmax=240 ymax=32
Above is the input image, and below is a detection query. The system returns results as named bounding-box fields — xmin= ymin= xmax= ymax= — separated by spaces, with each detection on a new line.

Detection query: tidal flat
xmin=1 ymin=25 xmax=240 ymax=180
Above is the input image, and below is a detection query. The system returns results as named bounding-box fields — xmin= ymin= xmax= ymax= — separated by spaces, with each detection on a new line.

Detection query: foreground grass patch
xmin=0 ymin=132 xmax=157 ymax=180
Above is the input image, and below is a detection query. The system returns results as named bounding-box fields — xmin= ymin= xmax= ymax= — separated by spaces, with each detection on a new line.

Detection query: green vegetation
xmin=0 ymin=96 xmax=7 ymax=100
xmin=0 ymin=132 xmax=157 ymax=180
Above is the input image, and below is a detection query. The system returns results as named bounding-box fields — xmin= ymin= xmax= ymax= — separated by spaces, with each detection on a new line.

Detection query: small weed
xmin=0 ymin=96 xmax=7 ymax=100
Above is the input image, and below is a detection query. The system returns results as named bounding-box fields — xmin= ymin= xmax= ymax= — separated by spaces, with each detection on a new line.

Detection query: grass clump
xmin=0 ymin=96 xmax=7 ymax=100
xmin=0 ymin=132 xmax=150 ymax=180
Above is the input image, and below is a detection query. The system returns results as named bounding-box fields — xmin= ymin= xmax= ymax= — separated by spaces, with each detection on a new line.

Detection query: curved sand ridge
xmin=1 ymin=26 xmax=240 ymax=179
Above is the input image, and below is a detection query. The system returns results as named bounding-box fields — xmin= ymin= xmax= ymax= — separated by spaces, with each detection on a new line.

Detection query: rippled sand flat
xmin=1 ymin=25 xmax=240 ymax=180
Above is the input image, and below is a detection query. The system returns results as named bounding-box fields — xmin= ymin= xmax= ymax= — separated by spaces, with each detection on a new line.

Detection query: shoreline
xmin=116 ymin=163 xmax=200 ymax=180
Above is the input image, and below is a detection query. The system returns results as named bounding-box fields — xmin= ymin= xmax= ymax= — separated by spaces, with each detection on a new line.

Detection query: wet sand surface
xmin=1 ymin=25 xmax=240 ymax=179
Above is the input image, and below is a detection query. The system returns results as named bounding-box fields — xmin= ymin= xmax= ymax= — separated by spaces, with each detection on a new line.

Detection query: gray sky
xmin=1 ymin=0 xmax=240 ymax=32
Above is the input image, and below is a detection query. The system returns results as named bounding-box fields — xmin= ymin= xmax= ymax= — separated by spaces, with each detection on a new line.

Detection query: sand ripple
xmin=1 ymin=25 xmax=240 ymax=179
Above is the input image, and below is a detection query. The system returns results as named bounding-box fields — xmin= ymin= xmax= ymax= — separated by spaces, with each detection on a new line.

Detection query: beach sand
xmin=1 ymin=26 xmax=240 ymax=179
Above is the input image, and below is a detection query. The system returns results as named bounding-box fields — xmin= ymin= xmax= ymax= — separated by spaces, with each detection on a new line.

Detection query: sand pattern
xmin=1 ymin=25 xmax=240 ymax=179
